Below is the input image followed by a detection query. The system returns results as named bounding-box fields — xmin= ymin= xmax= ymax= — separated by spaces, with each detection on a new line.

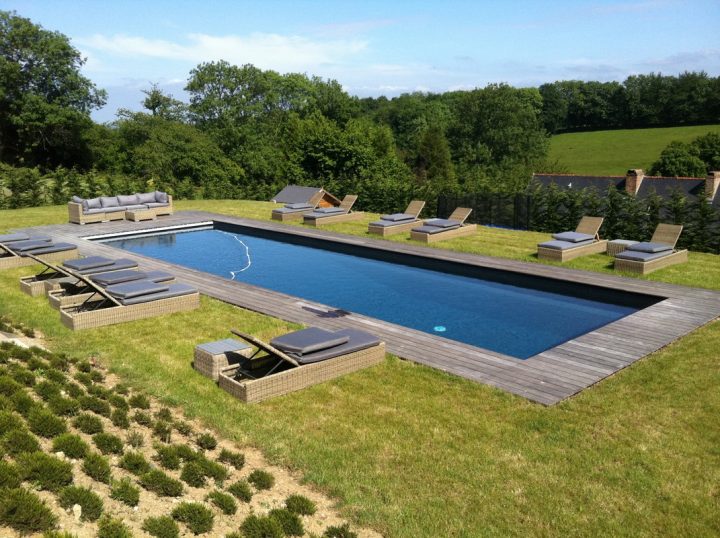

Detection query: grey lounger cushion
xmin=423 ymin=218 xmax=461 ymax=228
xmin=312 ymin=207 xmax=346 ymax=215
xmin=538 ymin=239 xmax=594 ymax=250
xmin=381 ymin=213 xmax=415 ymax=222
xmin=91 ymin=269 xmax=173 ymax=286
xmin=294 ymin=328 xmax=381 ymax=364
xmin=0 ymin=233 xmax=30 ymax=243
xmin=626 ymin=242 xmax=673 ymax=253
xmin=370 ymin=219 xmax=414 ymax=228
xmin=273 ymin=206 xmax=309 ymax=214
xmin=106 ymin=280 xmax=170 ymax=299
xmin=412 ymin=224 xmax=460 ymax=234
xmin=11 ymin=239 xmax=54 ymax=252
xmin=64 ymin=256 xmax=115 ymax=271
xmin=552 ymin=231 xmax=595 ymax=243
xmin=615 ymin=250 xmax=673 ymax=262
xmin=119 ymin=283 xmax=197 ymax=306
xmin=23 ymin=242 xmax=76 ymax=255
xmin=81 ymin=259 xmax=138 ymax=275
xmin=271 ymin=327 xmax=349 ymax=355
xmin=285 ymin=202 xmax=314 ymax=210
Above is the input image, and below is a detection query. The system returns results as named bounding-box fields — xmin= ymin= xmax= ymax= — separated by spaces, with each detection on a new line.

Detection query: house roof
xmin=271 ymin=185 xmax=323 ymax=204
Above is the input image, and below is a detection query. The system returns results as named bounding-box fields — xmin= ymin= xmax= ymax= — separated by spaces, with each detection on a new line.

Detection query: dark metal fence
xmin=437 ymin=193 xmax=532 ymax=230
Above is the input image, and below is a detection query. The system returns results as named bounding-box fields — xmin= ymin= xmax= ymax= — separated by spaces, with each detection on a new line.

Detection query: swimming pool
xmin=103 ymin=224 xmax=659 ymax=359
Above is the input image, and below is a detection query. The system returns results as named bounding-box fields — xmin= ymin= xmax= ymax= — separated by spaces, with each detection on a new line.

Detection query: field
xmin=0 ymin=201 xmax=719 ymax=537
xmin=548 ymin=124 xmax=720 ymax=176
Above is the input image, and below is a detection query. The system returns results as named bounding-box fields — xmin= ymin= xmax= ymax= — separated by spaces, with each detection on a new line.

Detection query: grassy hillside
xmin=548 ymin=124 xmax=720 ymax=176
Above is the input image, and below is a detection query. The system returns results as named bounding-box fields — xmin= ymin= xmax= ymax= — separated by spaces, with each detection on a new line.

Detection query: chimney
xmin=625 ymin=169 xmax=644 ymax=195
xmin=706 ymin=171 xmax=720 ymax=201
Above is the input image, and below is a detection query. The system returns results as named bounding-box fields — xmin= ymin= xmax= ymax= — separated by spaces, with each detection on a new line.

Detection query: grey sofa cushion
xmin=100 ymin=196 xmax=120 ymax=208
xmin=285 ymin=202 xmax=313 ymax=209
xmin=155 ymin=191 xmax=169 ymax=203
xmin=0 ymin=233 xmax=30 ymax=243
xmin=144 ymin=202 xmax=169 ymax=208
xmin=412 ymin=224 xmax=460 ymax=234
xmin=106 ymin=280 xmax=169 ymax=299
xmin=626 ymin=242 xmax=673 ymax=254
xmin=63 ymin=256 xmax=114 ymax=271
xmin=71 ymin=195 xmax=84 ymax=204
xmin=538 ymin=239 xmax=594 ymax=250
xmin=86 ymin=197 xmax=102 ymax=210
xmin=615 ymin=250 xmax=672 ymax=262
xmin=102 ymin=206 xmax=126 ymax=213
xmin=552 ymin=231 xmax=594 ymax=243
xmin=381 ymin=213 xmax=414 ymax=222
xmin=271 ymin=327 xmax=349 ymax=355
xmin=124 ymin=204 xmax=149 ymax=211
xmin=84 ymin=208 xmax=108 ymax=215
xmin=117 ymin=194 xmax=139 ymax=205
xmin=118 ymin=283 xmax=197 ymax=305
xmin=294 ymin=328 xmax=380 ymax=364
xmin=423 ymin=218 xmax=461 ymax=228
xmin=137 ymin=192 xmax=156 ymax=204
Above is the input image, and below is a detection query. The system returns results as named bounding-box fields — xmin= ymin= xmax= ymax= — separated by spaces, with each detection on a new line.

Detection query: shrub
xmin=34 ymin=380 xmax=62 ymax=400
xmin=323 ymin=523 xmax=358 ymax=538
xmin=48 ymin=354 xmax=71 ymax=371
xmin=171 ymin=502 xmax=214 ymax=535
xmin=196 ymin=433 xmax=217 ymax=450
xmin=111 ymin=409 xmax=130 ymax=428
xmin=97 ymin=515 xmax=132 ymax=538
xmin=155 ymin=407 xmax=172 ymax=422
xmin=78 ymin=395 xmax=111 ymax=417
xmin=73 ymin=413 xmax=103 ymax=434
xmin=63 ymin=381 xmax=84 ymax=398
xmin=153 ymin=420 xmax=172 ymax=442
xmin=10 ymin=390 xmax=37 ymax=416
xmin=218 ymin=448 xmax=245 ymax=469
xmin=205 ymin=489 xmax=237 ymax=515
xmin=52 ymin=433 xmax=89 ymax=459
xmin=110 ymin=477 xmax=140 ymax=507
xmin=88 ymin=370 xmax=104 ymax=383
xmin=87 ymin=384 xmax=111 ymax=400
xmin=227 ymin=479 xmax=252 ymax=502
xmin=285 ymin=494 xmax=317 ymax=516
xmin=197 ymin=457 xmax=228 ymax=483
xmin=82 ymin=452 xmax=112 ymax=484
xmin=119 ymin=450 xmax=152 ymax=475
xmin=0 ymin=460 xmax=21 ymax=489
xmin=8 ymin=365 xmax=35 ymax=386
xmin=174 ymin=420 xmax=193 ymax=436
xmin=129 ymin=393 xmax=150 ymax=409
xmin=26 ymin=356 xmax=45 ymax=370
xmin=108 ymin=394 xmax=129 ymax=411
xmin=0 ymin=487 xmax=57 ymax=533
xmin=58 ymin=486 xmax=104 ymax=521
xmin=48 ymin=395 xmax=80 ymax=417
xmin=17 ymin=451 xmax=73 ymax=491
xmin=248 ymin=469 xmax=275 ymax=490
xmin=0 ymin=394 xmax=11 ymax=410
xmin=27 ymin=407 xmax=67 ymax=438
xmin=180 ymin=461 xmax=207 ymax=488
xmin=74 ymin=371 xmax=93 ymax=387
xmin=0 ymin=409 xmax=24 ymax=434
xmin=142 ymin=515 xmax=180 ymax=538
xmin=113 ymin=383 xmax=129 ymax=395
xmin=44 ymin=368 xmax=68 ymax=385
xmin=132 ymin=410 xmax=153 ymax=426
xmin=173 ymin=443 xmax=199 ymax=461
xmin=93 ymin=432 xmax=124 ymax=455
xmin=2 ymin=429 xmax=40 ymax=455
xmin=155 ymin=444 xmax=181 ymax=470
xmin=239 ymin=514 xmax=284 ymax=538
xmin=139 ymin=469 xmax=184 ymax=497
xmin=127 ymin=429 xmax=144 ymax=448
xmin=269 ymin=508 xmax=304 ymax=536
xmin=0 ymin=376 xmax=23 ymax=396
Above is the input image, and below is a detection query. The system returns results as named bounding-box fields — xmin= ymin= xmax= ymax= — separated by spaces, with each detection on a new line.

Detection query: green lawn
xmin=549 ymin=124 xmax=720 ymax=176
xmin=1 ymin=201 xmax=719 ymax=537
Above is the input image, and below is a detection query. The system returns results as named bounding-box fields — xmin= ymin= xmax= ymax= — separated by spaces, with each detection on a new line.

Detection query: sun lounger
xmin=409 ymin=207 xmax=477 ymax=244
xmin=0 ymin=236 xmax=78 ymax=270
xmin=537 ymin=216 xmax=608 ymax=262
xmin=303 ymin=195 xmax=365 ymax=227
xmin=271 ymin=190 xmax=325 ymax=222
xmin=614 ymin=224 xmax=687 ymax=275
xmin=216 ymin=327 xmax=385 ymax=403
xmin=57 ymin=274 xmax=199 ymax=330
xmin=368 ymin=200 xmax=426 ymax=237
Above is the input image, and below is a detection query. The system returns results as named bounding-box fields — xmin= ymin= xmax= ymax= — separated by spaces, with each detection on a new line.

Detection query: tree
xmin=415 ymin=126 xmax=456 ymax=190
xmin=141 ymin=84 xmax=187 ymax=121
xmin=649 ymin=141 xmax=706 ymax=177
xmin=0 ymin=11 xmax=106 ymax=168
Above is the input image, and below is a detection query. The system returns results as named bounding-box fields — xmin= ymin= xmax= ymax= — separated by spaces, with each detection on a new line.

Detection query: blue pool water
xmin=105 ymin=227 xmax=645 ymax=359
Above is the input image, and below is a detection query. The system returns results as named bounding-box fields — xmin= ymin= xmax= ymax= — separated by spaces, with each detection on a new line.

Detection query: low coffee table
xmin=125 ymin=208 xmax=156 ymax=222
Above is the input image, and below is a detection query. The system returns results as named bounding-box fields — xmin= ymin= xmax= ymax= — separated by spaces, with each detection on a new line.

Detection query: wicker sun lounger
xmin=58 ymin=276 xmax=199 ymax=330
xmin=216 ymin=327 xmax=385 ymax=403
xmin=537 ymin=216 xmax=608 ymax=262
xmin=368 ymin=200 xmax=426 ymax=237
xmin=0 ymin=237 xmax=78 ymax=270
xmin=303 ymin=195 xmax=365 ymax=227
xmin=271 ymin=190 xmax=325 ymax=222
xmin=409 ymin=207 xmax=477 ymax=244
xmin=614 ymin=224 xmax=687 ymax=275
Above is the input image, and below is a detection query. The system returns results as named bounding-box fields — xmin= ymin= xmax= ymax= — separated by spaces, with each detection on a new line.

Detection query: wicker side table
xmin=194 ymin=338 xmax=253 ymax=381
xmin=607 ymin=239 xmax=639 ymax=257
xmin=125 ymin=208 xmax=156 ymax=222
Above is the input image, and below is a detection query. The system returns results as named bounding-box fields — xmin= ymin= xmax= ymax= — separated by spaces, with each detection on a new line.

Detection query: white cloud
xmin=76 ymin=32 xmax=368 ymax=73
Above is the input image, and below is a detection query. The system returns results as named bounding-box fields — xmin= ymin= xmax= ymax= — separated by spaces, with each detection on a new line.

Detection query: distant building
xmin=271 ymin=185 xmax=341 ymax=208
xmin=531 ymin=170 xmax=720 ymax=208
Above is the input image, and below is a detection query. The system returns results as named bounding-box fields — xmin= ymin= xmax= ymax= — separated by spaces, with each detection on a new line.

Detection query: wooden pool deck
xmin=18 ymin=211 xmax=720 ymax=405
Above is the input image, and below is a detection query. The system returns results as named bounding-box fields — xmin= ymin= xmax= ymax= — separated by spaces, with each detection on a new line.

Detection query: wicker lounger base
xmin=218 ymin=342 xmax=385 ymax=403
xmin=304 ymin=212 xmax=366 ymax=227
xmin=19 ymin=277 xmax=57 ymax=297
xmin=49 ymin=278 xmax=177 ymax=310
xmin=614 ymin=249 xmax=688 ymax=275
xmin=409 ymin=224 xmax=478 ymax=244
xmin=59 ymin=292 xmax=200 ymax=330
xmin=271 ymin=211 xmax=309 ymax=222
xmin=368 ymin=219 xmax=421 ymax=237
xmin=537 ymin=240 xmax=608 ymax=262
xmin=0 ymin=248 xmax=78 ymax=271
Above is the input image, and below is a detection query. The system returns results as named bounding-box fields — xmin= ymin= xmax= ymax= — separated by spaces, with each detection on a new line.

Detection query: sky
xmin=5 ymin=0 xmax=720 ymax=122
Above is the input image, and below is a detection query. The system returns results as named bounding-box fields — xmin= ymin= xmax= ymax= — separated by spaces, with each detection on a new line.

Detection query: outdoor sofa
xmin=212 ymin=327 xmax=385 ymax=403
xmin=409 ymin=207 xmax=476 ymax=243
xmin=0 ymin=233 xmax=78 ymax=270
xmin=303 ymin=195 xmax=365 ymax=227
xmin=271 ymin=189 xmax=325 ymax=222
xmin=613 ymin=223 xmax=687 ymax=275
xmin=536 ymin=216 xmax=608 ymax=262
xmin=68 ymin=191 xmax=173 ymax=224
xmin=367 ymin=200 xmax=426 ymax=237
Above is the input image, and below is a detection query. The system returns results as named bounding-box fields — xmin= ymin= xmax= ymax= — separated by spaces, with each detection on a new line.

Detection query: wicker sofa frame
xmin=537 ymin=216 xmax=607 ymax=262
xmin=68 ymin=195 xmax=173 ymax=225
xmin=409 ymin=207 xmax=476 ymax=244
xmin=614 ymin=224 xmax=687 ymax=275
xmin=368 ymin=200 xmax=426 ymax=237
